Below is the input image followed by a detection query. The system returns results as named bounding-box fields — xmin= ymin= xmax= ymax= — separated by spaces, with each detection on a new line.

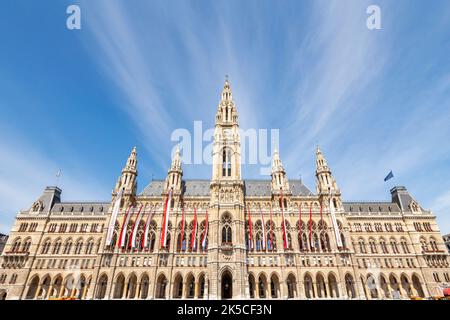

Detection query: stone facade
xmin=0 ymin=80 xmax=449 ymax=300
xmin=444 ymin=234 xmax=450 ymax=254
xmin=0 ymin=234 xmax=8 ymax=256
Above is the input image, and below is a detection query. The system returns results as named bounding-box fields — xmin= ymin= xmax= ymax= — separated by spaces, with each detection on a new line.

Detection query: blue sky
xmin=0 ymin=0 xmax=450 ymax=234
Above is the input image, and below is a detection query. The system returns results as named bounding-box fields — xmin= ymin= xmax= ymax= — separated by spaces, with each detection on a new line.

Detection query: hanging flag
xmin=130 ymin=204 xmax=145 ymax=249
xmin=247 ymin=206 xmax=253 ymax=250
xmin=269 ymin=206 xmax=274 ymax=251
xmin=384 ymin=170 xmax=394 ymax=182
xmin=118 ymin=204 xmax=133 ymax=248
xmin=201 ymin=209 xmax=208 ymax=250
xmin=329 ymin=194 xmax=343 ymax=248
xmin=160 ymin=188 xmax=173 ymax=248
xmin=191 ymin=206 xmax=198 ymax=251
xmin=259 ymin=206 xmax=266 ymax=250
xmin=298 ymin=204 xmax=302 ymax=250
xmin=309 ymin=202 xmax=313 ymax=250
xmin=142 ymin=206 xmax=155 ymax=250
xmin=105 ymin=188 xmax=123 ymax=246
xmin=280 ymin=188 xmax=288 ymax=250
xmin=180 ymin=204 xmax=185 ymax=251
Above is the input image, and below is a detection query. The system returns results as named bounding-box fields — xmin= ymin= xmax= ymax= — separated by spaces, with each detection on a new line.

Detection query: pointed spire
xmin=272 ymin=148 xmax=283 ymax=171
xmin=124 ymin=146 xmax=137 ymax=172
xmin=315 ymin=145 xmax=339 ymax=195
xmin=170 ymin=144 xmax=182 ymax=171
xmin=315 ymin=144 xmax=328 ymax=171
xmin=221 ymin=76 xmax=233 ymax=101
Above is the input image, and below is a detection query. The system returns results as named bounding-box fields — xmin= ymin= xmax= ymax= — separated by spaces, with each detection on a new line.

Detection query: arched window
xmin=430 ymin=238 xmax=438 ymax=251
xmin=221 ymin=213 xmax=232 ymax=245
xmin=369 ymin=239 xmax=377 ymax=254
xmin=74 ymin=241 xmax=83 ymax=254
xmin=41 ymin=239 xmax=51 ymax=254
xmin=359 ymin=239 xmax=367 ymax=254
xmin=380 ymin=238 xmax=389 ymax=254
xmin=400 ymin=239 xmax=409 ymax=254
xmin=11 ymin=238 xmax=21 ymax=253
xmin=420 ymin=237 xmax=428 ymax=252
xmin=86 ymin=240 xmax=94 ymax=254
xmin=63 ymin=240 xmax=73 ymax=255
xmin=53 ymin=240 xmax=62 ymax=255
xmin=222 ymin=149 xmax=232 ymax=177
xmin=22 ymin=238 xmax=32 ymax=253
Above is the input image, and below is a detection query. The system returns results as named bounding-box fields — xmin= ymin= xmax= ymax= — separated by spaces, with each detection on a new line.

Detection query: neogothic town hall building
xmin=1 ymin=80 xmax=449 ymax=300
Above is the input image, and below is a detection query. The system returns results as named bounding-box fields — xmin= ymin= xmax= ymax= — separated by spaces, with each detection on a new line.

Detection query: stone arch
xmin=304 ymin=273 xmax=315 ymax=299
xmin=412 ymin=273 xmax=425 ymax=298
xmin=185 ymin=273 xmax=196 ymax=298
xmin=316 ymin=273 xmax=327 ymax=298
xmin=344 ymin=273 xmax=356 ymax=299
xmin=173 ymin=273 xmax=183 ymax=298
xmin=155 ymin=273 xmax=168 ymax=299
xmin=400 ymin=273 xmax=412 ymax=297
xmin=25 ymin=275 xmax=40 ymax=299
xmin=220 ymin=268 xmax=233 ymax=299
xmin=126 ymin=273 xmax=138 ymax=299
xmin=38 ymin=274 xmax=52 ymax=300
xmin=50 ymin=274 xmax=63 ymax=298
xmin=286 ymin=273 xmax=297 ymax=299
xmin=389 ymin=273 xmax=401 ymax=298
xmin=197 ymin=272 xmax=206 ymax=299
xmin=139 ymin=273 xmax=150 ymax=299
xmin=327 ymin=273 xmax=339 ymax=298
xmin=269 ymin=273 xmax=280 ymax=298
xmin=96 ymin=274 xmax=108 ymax=299
xmin=248 ymin=273 xmax=256 ymax=298
xmin=257 ymin=272 xmax=268 ymax=298
xmin=113 ymin=273 xmax=125 ymax=299
xmin=367 ymin=273 xmax=379 ymax=299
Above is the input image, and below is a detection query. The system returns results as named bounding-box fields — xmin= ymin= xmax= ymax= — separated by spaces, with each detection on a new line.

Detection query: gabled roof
xmin=140 ymin=179 xmax=313 ymax=197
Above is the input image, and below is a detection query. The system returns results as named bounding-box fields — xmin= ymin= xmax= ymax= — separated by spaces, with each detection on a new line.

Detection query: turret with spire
xmin=315 ymin=145 xmax=339 ymax=195
xmin=164 ymin=145 xmax=183 ymax=194
xmin=271 ymin=148 xmax=290 ymax=193
xmin=113 ymin=146 xmax=138 ymax=206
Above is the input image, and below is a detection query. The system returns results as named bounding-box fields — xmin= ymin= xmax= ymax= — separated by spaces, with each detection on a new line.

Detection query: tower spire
xmin=315 ymin=145 xmax=339 ymax=195
xmin=221 ymin=76 xmax=232 ymax=102
xmin=114 ymin=146 xmax=138 ymax=203
xmin=271 ymin=148 xmax=290 ymax=193
xmin=165 ymin=145 xmax=183 ymax=193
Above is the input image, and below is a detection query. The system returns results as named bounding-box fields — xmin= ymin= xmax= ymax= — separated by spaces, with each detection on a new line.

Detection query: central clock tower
xmin=208 ymin=78 xmax=246 ymax=299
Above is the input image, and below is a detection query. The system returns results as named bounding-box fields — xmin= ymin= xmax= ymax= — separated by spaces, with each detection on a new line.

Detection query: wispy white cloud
xmin=0 ymin=127 xmax=108 ymax=234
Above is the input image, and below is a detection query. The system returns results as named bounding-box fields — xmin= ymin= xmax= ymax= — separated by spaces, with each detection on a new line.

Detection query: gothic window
xmin=22 ymin=238 xmax=32 ymax=253
xmin=63 ymin=239 xmax=73 ymax=255
xmin=430 ymin=237 xmax=438 ymax=251
xmin=400 ymin=239 xmax=410 ymax=254
xmin=53 ymin=239 xmax=62 ymax=254
xmin=86 ymin=240 xmax=94 ymax=254
xmin=267 ymin=231 xmax=277 ymax=251
xmin=420 ymin=238 xmax=428 ymax=252
xmin=358 ymin=239 xmax=367 ymax=254
xmin=11 ymin=238 xmax=21 ymax=253
xmin=221 ymin=213 xmax=232 ymax=245
xmin=74 ymin=240 xmax=83 ymax=254
xmin=390 ymin=239 xmax=399 ymax=254
xmin=222 ymin=149 xmax=232 ymax=177
xmin=369 ymin=239 xmax=377 ymax=254
xmin=380 ymin=239 xmax=389 ymax=254
xmin=41 ymin=239 xmax=51 ymax=254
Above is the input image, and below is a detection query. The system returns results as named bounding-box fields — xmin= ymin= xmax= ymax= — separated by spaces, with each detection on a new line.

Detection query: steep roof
xmin=140 ymin=179 xmax=313 ymax=197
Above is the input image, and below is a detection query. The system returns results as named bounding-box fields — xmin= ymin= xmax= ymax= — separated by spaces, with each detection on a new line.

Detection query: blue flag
xmin=384 ymin=170 xmax=394 ymax=182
